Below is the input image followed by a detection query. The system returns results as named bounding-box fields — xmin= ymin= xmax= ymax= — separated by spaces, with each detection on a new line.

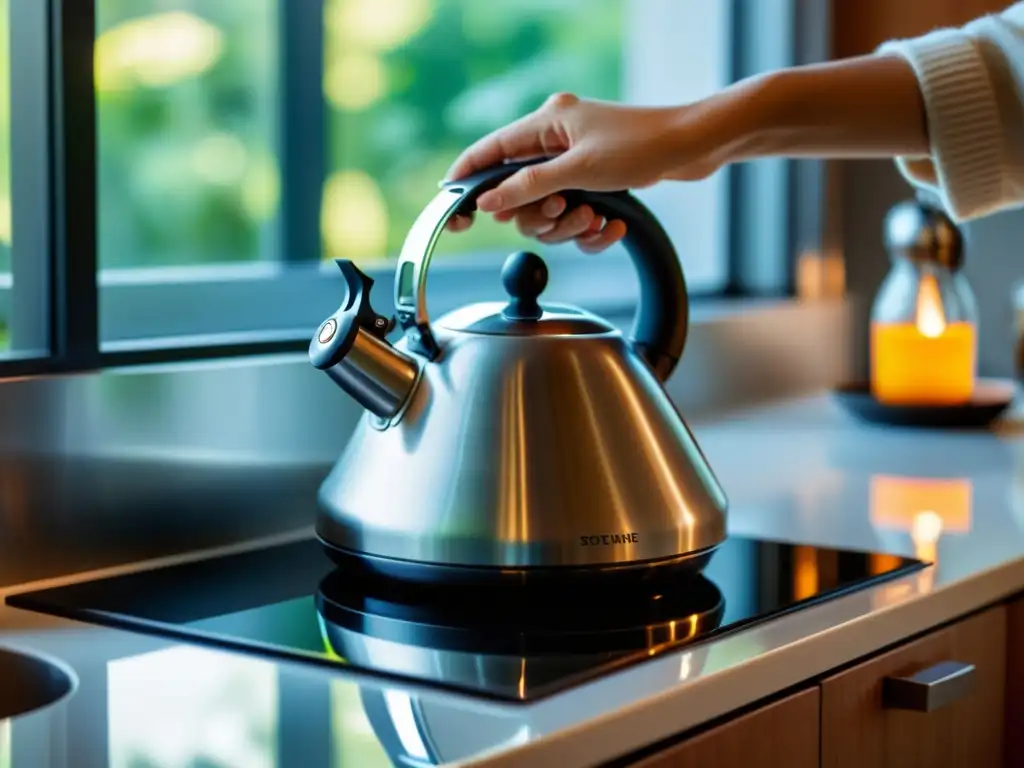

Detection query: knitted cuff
xmin=878 ymin=31 xmax=1005 ymax=221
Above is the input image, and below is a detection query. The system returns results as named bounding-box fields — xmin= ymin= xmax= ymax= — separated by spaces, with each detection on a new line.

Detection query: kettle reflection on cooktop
xmin=316 ymin=568 xmax=726 ymax=700
xmin=7 ymin=535 xmax=926 ymax=704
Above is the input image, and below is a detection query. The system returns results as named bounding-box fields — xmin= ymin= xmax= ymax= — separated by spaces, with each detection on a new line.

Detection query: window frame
xmin=0 ymin=0 xmax=829 ymax=375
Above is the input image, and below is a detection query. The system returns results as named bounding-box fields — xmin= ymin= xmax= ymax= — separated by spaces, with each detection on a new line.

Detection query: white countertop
xmin=4 ymin=391 xmax=1024 ymax=768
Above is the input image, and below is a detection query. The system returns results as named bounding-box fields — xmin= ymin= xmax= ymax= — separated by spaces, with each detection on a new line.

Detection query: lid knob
xmin=501 ymin=251 xmax=548 ymax=321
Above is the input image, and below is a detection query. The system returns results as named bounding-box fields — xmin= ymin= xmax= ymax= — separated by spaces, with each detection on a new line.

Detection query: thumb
xmin=476 ymin=152 xmax=580 ymax=212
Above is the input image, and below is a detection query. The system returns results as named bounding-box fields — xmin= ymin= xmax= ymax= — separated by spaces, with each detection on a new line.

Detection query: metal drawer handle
xmin=882 ymin=660 xmax=976 ymax=712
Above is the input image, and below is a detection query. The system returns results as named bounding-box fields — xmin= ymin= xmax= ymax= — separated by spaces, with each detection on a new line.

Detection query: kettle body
xmin=309 ymin=160 xmax=728 ymax=584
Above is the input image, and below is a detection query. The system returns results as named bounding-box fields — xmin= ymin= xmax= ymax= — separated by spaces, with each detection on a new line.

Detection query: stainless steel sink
xmin=0 ymin=646 xmax=75 ymax=719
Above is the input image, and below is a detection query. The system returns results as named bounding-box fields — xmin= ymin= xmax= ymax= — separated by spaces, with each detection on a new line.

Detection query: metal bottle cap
xmin=883 ymin=197 xmax=963 ymax=270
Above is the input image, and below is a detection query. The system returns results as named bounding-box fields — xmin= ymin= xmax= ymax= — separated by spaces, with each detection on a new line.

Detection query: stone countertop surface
xmin=3 ymin=391 xmax=1024 ymax=768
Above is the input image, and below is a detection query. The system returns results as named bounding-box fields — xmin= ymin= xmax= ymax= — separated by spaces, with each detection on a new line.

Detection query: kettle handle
xmin=393 ymin=158 xmax=689 ymax=381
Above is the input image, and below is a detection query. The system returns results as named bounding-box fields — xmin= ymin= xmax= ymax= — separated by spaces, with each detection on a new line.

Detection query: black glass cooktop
xmin=6 ymin=536 xmax=925 ymax=703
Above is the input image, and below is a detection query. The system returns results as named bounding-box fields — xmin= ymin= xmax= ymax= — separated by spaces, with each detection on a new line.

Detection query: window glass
xmin=0 ymin=0 xmax=10 ymax=351
xmin=96 ymin=0 xmax=278 ymax=269
xmin=322 ymin=0 xmax=623 ymax=266
xmin=95 ymin=0 xmax=729 ymax=346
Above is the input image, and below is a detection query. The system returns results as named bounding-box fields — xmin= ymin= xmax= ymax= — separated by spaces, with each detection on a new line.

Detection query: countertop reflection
xmin=4 ymin=392 xmax=1024 ymax=767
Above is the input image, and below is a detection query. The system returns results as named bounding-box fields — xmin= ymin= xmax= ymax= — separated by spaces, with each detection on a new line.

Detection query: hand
xmin=444 ymin=92 xmax=732 ymax=252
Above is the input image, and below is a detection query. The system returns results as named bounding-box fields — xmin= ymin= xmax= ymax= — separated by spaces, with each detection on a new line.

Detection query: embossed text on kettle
xmin=580 ymin=533 xmax=639 ymax=546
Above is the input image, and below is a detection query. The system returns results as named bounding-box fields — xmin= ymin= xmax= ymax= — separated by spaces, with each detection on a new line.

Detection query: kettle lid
xmin=437 ymin=251 xmax=616 ymax=337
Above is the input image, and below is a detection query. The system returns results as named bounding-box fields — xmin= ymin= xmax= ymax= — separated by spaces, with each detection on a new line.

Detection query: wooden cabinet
xmin=821 ymin=605 xmax=1006 ymax=768
xmin=1009 ymin=599 xmax=1024 ymax=768
xmin=629 ymin=688 xmax=819 ymax=768
xmin=630 ymin=602 xmax=1015 ymax=767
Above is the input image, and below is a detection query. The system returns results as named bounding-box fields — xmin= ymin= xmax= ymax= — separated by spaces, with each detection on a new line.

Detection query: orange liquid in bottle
xmin=870 ymin=321 xmax=976 ymax=405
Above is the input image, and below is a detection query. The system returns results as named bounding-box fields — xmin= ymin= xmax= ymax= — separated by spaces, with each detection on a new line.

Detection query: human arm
xmin=877 ymin=3 xmax=1024 ymax=221
xmin=445 ymin=54 xmax=929 ymax=249
xmin=447 ymin=2 xmax=1024 ymax=248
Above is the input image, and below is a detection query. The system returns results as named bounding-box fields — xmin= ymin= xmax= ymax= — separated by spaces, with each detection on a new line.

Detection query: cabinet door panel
xmin=1008 ymin=598 xmax=1024 ymax=768
xmin=821 ymin=605 xmax=1005 ymax=768
xmin=630 ymin=687 xmax=819 ymax=768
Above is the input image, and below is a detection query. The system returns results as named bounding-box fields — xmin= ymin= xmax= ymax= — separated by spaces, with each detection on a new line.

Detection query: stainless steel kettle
xmin=309 ymin=160 xmax=728 ymax=585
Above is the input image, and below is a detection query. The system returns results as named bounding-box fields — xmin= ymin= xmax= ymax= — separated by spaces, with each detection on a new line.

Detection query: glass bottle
xmin=870 ymin=198 xmax=977 ymax=406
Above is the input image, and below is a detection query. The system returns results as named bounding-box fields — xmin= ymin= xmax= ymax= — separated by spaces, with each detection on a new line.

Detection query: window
xmin=3 ymin=0 xmax=51 ymax=360
xmin=0 ymin=0 xmax=8 ymax=286
xmin=322 ymin=0 xmax=624 ymax=266
xmin=0 ymin=0 xmax=811 ymax=371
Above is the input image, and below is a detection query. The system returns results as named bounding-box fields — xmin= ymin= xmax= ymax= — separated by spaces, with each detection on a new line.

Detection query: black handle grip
xmin=445 ymin=159 xmax=688 ymax=380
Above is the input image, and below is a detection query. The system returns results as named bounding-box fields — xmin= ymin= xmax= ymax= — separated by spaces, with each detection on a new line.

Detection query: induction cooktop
xmin=6 ymin=536 xmax=925 ymax=703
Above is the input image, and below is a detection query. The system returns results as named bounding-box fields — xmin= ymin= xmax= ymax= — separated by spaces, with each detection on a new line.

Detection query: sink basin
xmin=0 ymin=646 xmax=75 ymax=719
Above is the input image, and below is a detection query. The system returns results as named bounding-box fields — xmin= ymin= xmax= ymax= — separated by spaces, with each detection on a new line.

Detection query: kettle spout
xmin=309 ymin=260 xmax=420 ymax=422
xmin=318 ymin=326 xmax=419 ymax=421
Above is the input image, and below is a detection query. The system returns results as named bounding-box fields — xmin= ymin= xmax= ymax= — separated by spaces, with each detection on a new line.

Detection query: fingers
xmin=577 ymin=218 xmax=627 ymax=253
xmin=444 ymin=194 xmax=627 ymax=254
xmin=444 ymin=195 xmax=568 ymax=235
xmin=445 ymin=213 xmax=474 ymax=233
xmin=536 ymin=205 xmax=598 ymax=244
xmin=477 ymin=152 xmax=578 ymax=213
xmin=514 ymin=196 xmax=567 ymax=236
xmin=445 ymin=112 xmax=548 ymax=182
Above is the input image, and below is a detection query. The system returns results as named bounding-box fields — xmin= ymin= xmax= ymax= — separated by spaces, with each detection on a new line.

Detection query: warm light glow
xmin=912 ymin=509 xmax=942 ymax=574
xmin=796 ymin=250 xmax=846 ymax=300
xmin=647 ymin=614 xmax=704 ymax=656
xmin=793 ymin=546 xmax=819 ymax=600
xmin=912 ymin=509 xmax=944 ymax=546
xmin=321 ymin=170 xmax=388 ymax=260
xmin=869 ymin=553 xmax=905 ymax=576
xmin=679 ymin=652 xmax=693 ymax=680
xmin=95 ymin=12 xmax=224 ymax=92
xmin=869 ymin=475 xmax=971 ymax=591
xmin=870 ymin=475 xmax=972 ymax=533
xmin=915 ymin=272 xmax=947 ymax=338
xmin=870 ymin=321 xmax=975 ymax=405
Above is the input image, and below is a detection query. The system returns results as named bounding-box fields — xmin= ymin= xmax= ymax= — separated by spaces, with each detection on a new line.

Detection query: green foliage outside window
xmin=94 ymin=0 xmax=623 ymax=269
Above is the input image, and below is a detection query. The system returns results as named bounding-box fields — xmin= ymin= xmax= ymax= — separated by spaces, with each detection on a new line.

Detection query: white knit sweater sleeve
xmin=877 ymin=3 xmax=1024 ymax=222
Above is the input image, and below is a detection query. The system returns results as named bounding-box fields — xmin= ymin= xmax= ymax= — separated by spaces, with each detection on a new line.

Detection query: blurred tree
xmin=324 ymin=0 xmax=622 ymax=262
xmin=87 ymin=0 xmax=623 ymax=268
xmin=97 ymin=0 xmax=277 ymax=268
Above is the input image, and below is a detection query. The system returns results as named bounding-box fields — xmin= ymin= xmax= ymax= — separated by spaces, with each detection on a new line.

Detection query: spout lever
xmin=310 ymin=260 xmax=394 ymax=370
xmin=309 ymin=260 xmax=419 ymax=424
